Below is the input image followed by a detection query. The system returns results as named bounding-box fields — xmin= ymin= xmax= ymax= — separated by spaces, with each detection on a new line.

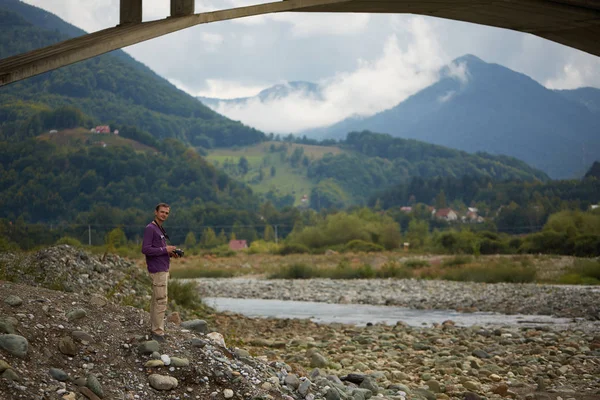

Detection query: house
xmin=400 ymin=206 xmax=412 ymax=213
xmin=49 ymin=129 xmax=58 ymax=134
xmin=463 ymin=210 xmax=485 ymax=223
xmin=94 ymin=125 xmax=111 ymax=134
xmin=591 ymin=204 xmax=599 ymax=210
xmin=301 ymin=194 xmax=308 ymax=203
xmin=228 ymin=240 xmax=248 ymax=251
xmin=113 ymin=129 xmax=119 ymax=135
xmin=433 ymin=208 xmax=458 ymax=221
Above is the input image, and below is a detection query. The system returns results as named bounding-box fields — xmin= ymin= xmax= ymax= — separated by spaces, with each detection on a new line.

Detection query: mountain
xmin=0 ymin=0 xmax=264 ymax=148
xmin=308 ymin=55 xmax=600 ymax=179
xmin=198 ymin=81 xmax=323 ymax=107
xmin=555 ymin=87 xmax=600 ymax=115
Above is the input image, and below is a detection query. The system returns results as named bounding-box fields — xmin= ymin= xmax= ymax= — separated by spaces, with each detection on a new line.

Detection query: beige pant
xmin=149 ymin=271 xmax=169 ymax=335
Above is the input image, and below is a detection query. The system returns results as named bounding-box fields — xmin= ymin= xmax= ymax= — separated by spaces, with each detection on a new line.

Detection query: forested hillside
xmin=0 ymin=0 xmax=264 ymax=148
xmin=202 ymin=130 xmax=550 ymax=209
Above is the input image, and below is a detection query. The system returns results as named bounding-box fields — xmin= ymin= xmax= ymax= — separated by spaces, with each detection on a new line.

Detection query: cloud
xmin=196 ymin=79 xmax=269 ymax=99
xmin=207 ymin=17 xmax=444 ymax=133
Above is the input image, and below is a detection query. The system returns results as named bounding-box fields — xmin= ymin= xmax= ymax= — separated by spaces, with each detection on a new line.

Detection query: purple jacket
xmin=142 ymin=222 xmax=170 ymax=273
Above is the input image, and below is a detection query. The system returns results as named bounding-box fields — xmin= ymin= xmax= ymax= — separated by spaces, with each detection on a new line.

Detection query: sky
xmin=23 ymin=0 xmax=600 ymax=133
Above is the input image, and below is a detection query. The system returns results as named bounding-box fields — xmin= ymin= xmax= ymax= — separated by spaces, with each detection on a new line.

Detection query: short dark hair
xmin=155 ymin=203 xmax=170 ymax=211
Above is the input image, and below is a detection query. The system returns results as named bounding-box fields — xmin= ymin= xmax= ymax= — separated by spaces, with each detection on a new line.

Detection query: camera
xmin=173 ymin=248 xmax=184 ymax=257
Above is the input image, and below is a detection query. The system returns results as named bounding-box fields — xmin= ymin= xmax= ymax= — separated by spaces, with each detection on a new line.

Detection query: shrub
xmin=55 ymin=236 xmax=82 ymax=247
xmin=168 ymin=279 xmax=204 ymax=309
xmin=403 ymin=259 xmax=430 ymax=269
xmin=377 ymin=262 xmax=412 ymax=279
xmin=520 ymin=231 xmax=569 ymax=254
xmin=479 ymin=238 xmax=508 ymax=255
xmin=269 ymin=263 xmax=316 ymax=279
xmin=344 ymin=240 xmax=384 ymax=253
xmin=441 ymin=264 xmax=536 ymax=283
xmin=569 ymin=234 xmax=600 ymax=257
xmin=207 ymin=244 xmax=236 ymax=257
xmin=170 ymin=267 xmax=236 ymax=279
xmin=279 ymin=243 xmax=310 ymax=255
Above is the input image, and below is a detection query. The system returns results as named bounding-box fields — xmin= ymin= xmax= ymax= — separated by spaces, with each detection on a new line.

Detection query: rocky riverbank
xmin=1 ymin=246 xmax=599 ymax=400
xmin=194 ymin=278 xmax=600 ymax=321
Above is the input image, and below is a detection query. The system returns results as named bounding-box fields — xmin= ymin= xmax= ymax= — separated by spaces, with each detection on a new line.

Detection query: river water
xmin=203 ymin=297 xmax=579 ymax=328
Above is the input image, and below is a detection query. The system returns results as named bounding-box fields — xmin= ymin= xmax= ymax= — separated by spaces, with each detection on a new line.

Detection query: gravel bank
xmin=195 ymin=278 xmax=600 ymax=321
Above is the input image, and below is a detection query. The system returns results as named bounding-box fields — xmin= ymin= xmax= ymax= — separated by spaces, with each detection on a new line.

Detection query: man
xmin=142 ymin=203 xmax=178 ymax=342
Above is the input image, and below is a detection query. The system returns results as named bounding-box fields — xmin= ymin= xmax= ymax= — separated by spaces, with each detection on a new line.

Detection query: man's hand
xmin=167 ymin=245 xmax=178 ymax=257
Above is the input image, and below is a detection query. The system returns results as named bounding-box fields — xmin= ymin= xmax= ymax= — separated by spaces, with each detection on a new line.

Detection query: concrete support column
xmin=171 ymin=0 xmax=195 ymax=17
xmin=120 ymin=0 xmax=142 ymax=24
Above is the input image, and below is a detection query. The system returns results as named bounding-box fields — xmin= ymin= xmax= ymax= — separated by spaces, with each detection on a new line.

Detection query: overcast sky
xmin=23 ymin=0 xmax=600 ymax=133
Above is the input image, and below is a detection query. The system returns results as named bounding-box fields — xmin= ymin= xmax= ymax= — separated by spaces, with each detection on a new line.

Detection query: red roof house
xmin=228 ymin=240 xmax=248 ymax=251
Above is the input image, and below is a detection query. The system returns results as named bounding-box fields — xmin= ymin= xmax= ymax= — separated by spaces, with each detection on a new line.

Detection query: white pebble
xmin=223 ymin=389 xmax=234 ymax=398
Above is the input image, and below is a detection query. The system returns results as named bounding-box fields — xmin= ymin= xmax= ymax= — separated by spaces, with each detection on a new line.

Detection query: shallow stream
xmin=203 ymin=297 xmax=580 ymax=328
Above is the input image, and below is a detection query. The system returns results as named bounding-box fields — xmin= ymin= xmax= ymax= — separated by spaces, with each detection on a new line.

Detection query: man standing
xmin=142 ymin=203 xmax=178 ymax=342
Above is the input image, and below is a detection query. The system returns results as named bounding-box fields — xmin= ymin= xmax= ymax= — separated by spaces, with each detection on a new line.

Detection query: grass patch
xmin=442 ymin=255 xmax=473 ymax=267
xmin=170 ymin=266 xmax=237 ymax=279
xmin=377 ymin=262 xmax=412 ymax=279
xmin=440 ymin=263 xmax=536 ymax=283
xmin=557 ymin=259 xmax=600 ymax=285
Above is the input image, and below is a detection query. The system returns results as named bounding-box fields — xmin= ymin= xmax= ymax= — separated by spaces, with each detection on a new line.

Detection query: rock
xmin=160 ymin=354 xmax=171 ymax=366
xmin=170 ymin=357 xmax=189 ymax=367
xmin=0 ymin=334 xmax=28 ymax=358
xmin=148 ymin=374 xmax=178 ymax=390
xmin=0 ymin=359 xmax=11 ymax=372
xmin=310 ymin=352 xmax=328 ymax=368
xmin=223 ymin=388 xmax=234 ymax=398
xmin=144 ymin=360 xmax=164 ymax=367
xmin=50 ymin=368 xmax=70 ymax=382
xmin=72 ymin=330 xmax=94 ymax=343
xmin=67 ymin=308 xmax=87 ymax=321
xmin=138 ymin=340 xmax=160 ymax=354
xmin=86 ymin=374 xmax=104 ymax=398
xmin=89 ymin=295 xmax=107 ymax=307
xmin=0 ymin=320 xmax=15 ymax=334
xmin=181 ymin=319 xmax=208 ymax=333
xmin=4 ymin=295 xmax=23 ymax=307
xmin=80 ymin=386 xmax=102 ymax=400
xmin=206 ymin=332 xmax=226 ymax=347
xmin=284 ymin=374 xmax=301 ymax=389
xmin=2 ymin=368 xmax=20 ymax=381
xmin=167 ymin=312 xmax=181 ymax=325
xmin=298 ymin=379 xmax=311 ymax=396
xmin=58 ymin=336 xmax=78 ymax=356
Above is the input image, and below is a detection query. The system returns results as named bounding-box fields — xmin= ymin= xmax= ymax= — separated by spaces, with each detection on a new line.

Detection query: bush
xmin=170 ymin=267 xmax=236 ymax=279
xmin=520 ymin=231 xmax=569 ymax=254
xmin=377 ymin=262 xmax=412 ymax=279
xmin=279 ymin=243 xmax=310 ymax=255
xmin=403 ymin=259 xmax=430 ymax=269
xmin=479 ymin=238 xmax=508 ymax=255
xmin=55 ymin=236 xmax=82 ymax=247
xmin=168 ymin=279 xmax=203 ymax=309
xmin=269 ymin=263 xmax=316 ymax=279
xmin=442 ymin=255 xmax=473 ymax=267
xmin=569 ymin=234 xmax=600 ymax=257
xmin=207 ymin=244 xmax=236 ymax=258
xmin=344 ymin=240 xmax=384 ymax=253
xmin=441 ymin=264 xmax=536 ymax=283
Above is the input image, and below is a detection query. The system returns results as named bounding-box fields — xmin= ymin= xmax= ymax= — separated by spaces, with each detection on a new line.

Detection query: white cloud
xmin=207 ymin=17 xmax=444 ymax=133
xmin=446 ymin=61 xmax=469 ymax=84
xmin=438 ymin=91 xmax=456 ymax=103
xmin=196 ymin=79 xmax=268 ymax=99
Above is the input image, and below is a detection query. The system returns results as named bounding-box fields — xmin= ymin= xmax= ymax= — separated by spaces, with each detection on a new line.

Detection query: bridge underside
xmin=1 ymin=0 xmax=599 ymax=86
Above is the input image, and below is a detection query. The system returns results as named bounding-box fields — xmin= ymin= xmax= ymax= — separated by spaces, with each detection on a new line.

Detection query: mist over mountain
xmin=198 ymin=81 xmax=323 ymax=108
xmin=305 ymin=55 xmax=600 ymax=179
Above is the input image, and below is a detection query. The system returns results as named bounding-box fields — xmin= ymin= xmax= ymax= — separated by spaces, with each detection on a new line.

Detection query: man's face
xmin=155 ymin=206 xmax=170 ymax=222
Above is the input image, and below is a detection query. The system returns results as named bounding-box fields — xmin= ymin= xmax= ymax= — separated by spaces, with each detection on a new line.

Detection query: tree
xmin=184 ymin=231 xmax=197 ymax=248
xmin=238 ymin=157 xmax=249 ymax=175
xmin=200 ymin=228 xmax=218 ymax=248
xmin=406 ymin=219 xmax=429 ymax=249
xmin=270 ymin=166 xmax=276 ymax=177
xmin=106 ymin=227 xmax=127 ymax=249
xmin=264 ymin=224 xmax=275 ymax=241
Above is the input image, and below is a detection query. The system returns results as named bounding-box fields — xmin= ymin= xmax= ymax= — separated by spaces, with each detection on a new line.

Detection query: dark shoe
xmin=151 ymin=333 xmax=166 ymax=343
